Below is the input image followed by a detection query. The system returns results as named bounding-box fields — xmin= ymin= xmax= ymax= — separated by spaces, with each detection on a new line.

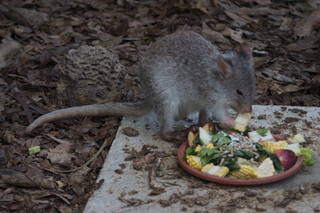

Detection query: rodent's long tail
xmin=25 ymin=102 xmax=150 ymax=133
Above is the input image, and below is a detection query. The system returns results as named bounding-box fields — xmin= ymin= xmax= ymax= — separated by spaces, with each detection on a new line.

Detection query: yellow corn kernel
xmin=194 ymin=145 xmax=202 ymax=153
xmin=254 ymin=158 xmax=275 ymax=178
xmin=201 ymin=164 xmax=229 ymax=177
xmin=234 ymin=113 xmax=252 ymax=132
xmin=186 ymin=155 xmax=203 ymax=170
xmin=205 ymin=143 xmax=215 ymax=149
xmin=260 ymin=140 xmax=288 ymax=153
xmin=195 ymin=144 xmax=214 ymax=155
xmin=231 ymin=165 xmax=257 ymax=179
xmin=258 ymin=155 xmax=268 ymax=163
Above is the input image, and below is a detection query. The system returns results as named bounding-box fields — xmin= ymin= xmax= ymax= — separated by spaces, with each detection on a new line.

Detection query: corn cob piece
xmin=231 ymin=165 xmax=257 ymax=179
xmin=186 ymin=155 xmax=203 ymax=170
xmin=201 ymin=163 xmax=229 ymax=177
xmin=259 ymin=140 xmax=288 ymax=153
xmin=255 ymin=158 xmax=275 ymax=178
xmin=234 ymin=113 xmax=252 ymax=132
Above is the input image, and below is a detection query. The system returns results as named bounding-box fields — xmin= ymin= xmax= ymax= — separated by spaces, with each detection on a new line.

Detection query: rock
xmin=57 ymin=45 xmax=126 ymax=106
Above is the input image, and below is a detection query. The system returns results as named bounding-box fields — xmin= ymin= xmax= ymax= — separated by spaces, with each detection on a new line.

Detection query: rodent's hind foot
xmin=160 ymin=125 xmax=199 ymax=142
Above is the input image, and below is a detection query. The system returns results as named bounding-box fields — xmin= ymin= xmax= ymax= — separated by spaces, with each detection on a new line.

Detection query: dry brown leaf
xmin=237 ymin=7 xmax=288 ymax=16
xmin=87 ymin=0 xmax=109 ymax=10
xmin=0 ymin=5 xmax=49 ymax=27
xmin=47 ymin=142 xmax=76 ymax=166
xmin=250 ymin=40 xmax=269 ymax=51
xmin=307 ymin=0 xmax=320 ymax=9
xmin=273 ymin=73 xmax=295 ymax=84
xmin=304 ymin=64 xmax=320 ymax=74
xmin=261 ymin=68 xmax=275 ymax=78
xmin=76 ymin=117 xmax=100 ymax=133
xmin=0 ymin=40 xmax=20 ymax=68
xmin=219 ymin=2 xmax=288 ymax=16
xmin=255 ymin=0 xmax=272 ymax=5
xmin=312 ymin=74 xmax=320 ymax=83
xmin=286 ymin=35 xmax=319 ymax=51
xmin=283 ymin=84 xmax=303 ymax=93
xmin=0 ymin=169 xmax=55 ymax=189
xmin=122 ymin=127 xmax=139 ymax=137
xmin=94 ymin=35 xmax=123 ymax=48
xmin=294 ymin=7 xmax=320 ymax=38
xmin=58 ymin=204 xmax=73 ymax=213
xmin=254 ymin=56 xmax=270 ymax=68
xmin=69 ymin=166 xmax=91 ymax=184
xmin=280 ymin=17 xmax=293 ymax=31
xmin=38 ymin=32 xmax=72 ymax=47
xmin=201 ymin=22 xmax=230 ymax=44
xmin=27 ymin=190 xmax=53 ymax=200
xmin=222 ymin=28 xmax=244 ymax=43
xmin=225 ymin=11 xmax=251 ymax=26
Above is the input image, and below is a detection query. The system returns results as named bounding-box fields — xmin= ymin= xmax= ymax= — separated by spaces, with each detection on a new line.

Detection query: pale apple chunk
xmin=288 ymin=133 xmax=306 ymax=143
xmin=233 ymin=113 xmax=252 ymax=132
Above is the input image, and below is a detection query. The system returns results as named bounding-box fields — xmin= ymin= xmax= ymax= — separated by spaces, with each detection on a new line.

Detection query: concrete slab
xmin=84 ymin=105 xmax=320 ymax=213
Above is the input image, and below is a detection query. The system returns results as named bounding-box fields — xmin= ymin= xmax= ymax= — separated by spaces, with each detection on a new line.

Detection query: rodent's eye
xmin=236 ymin=89 xmax=243 ymax=96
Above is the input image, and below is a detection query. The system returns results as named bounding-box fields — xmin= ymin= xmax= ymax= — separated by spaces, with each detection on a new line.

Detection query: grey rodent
xmin=25 ymin=31 xmax=255 ymax=141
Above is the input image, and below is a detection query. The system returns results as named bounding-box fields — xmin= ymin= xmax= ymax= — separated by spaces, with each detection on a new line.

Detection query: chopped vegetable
xmin=186 ymin=146 xmax=197 ymax=156
xmin=248 ymin=129 xmax=275 ymax=142
xmin=199 ymin=127 xmax=214 ymax=145
xmin=28 ymin=146 xmax=41 ymax=155
xmin=211 ymin=132 xmax=231 ymax=145
xmin=187 ymin=131 xmax=196 ymax=147
xmin=258 ymin=155 xmax=268 ymax=163
xmin=205 ymin=143 xmax=215 ymax=149
xmin=256 ymin=127 xmax=269 ymax=137
xmin=301 ymin=148 xmax=316 ymax=166
xmin=274 ymin=150 xmax=297 ymax=171
xmin=198 ymin=146 xmax=223 ymax=166
xmin=255 ymin=158 xmax=275 ymax=178
xmin=258 ymin=141 xmax=288 ymax=153
xmin=194 ymin=143 xmax=215 ymax=155
xmin=288 ymin=133 xmax=306 ymax=143
xmin=185 ymin=123 xmax=315 ymax=180
xmin=194 ymin=145 xmax=202 ymax=153
xmin=186 ymin=155 xmax=203 ymax=170
xmin=233 ymin=113 xmax=251 ymax=132
xmin=284 ymin=143 xmax=301 ymax=155
xmin=202 ymin=123 xmax=214 ymax=132
xmin=201 ymin=163 xmax=229 ymax=177
xmin=231 ymin=165 xmax=257 ymax=179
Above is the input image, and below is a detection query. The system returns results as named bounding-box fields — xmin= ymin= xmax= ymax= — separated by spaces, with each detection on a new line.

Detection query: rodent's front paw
xmin=225 ymin=118 xmax=235 ymax=127
xmin=219 ymin=118 xmax=235 ymax=129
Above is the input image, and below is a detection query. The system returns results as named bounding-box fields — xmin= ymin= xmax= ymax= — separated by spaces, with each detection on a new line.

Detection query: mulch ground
xmin=0 ymin=0 xmax=319 ymax=212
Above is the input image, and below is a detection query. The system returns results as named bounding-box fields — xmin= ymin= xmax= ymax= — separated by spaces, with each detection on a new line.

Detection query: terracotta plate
xmin=178 ymin=142 xmax=303 ymax=186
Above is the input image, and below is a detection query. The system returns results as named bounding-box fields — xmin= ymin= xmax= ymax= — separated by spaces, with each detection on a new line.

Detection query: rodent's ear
xmin=236 ymin=43 xmax=252 ymax=58
xmin=217 ymin=56 xmax=232 ymax=78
